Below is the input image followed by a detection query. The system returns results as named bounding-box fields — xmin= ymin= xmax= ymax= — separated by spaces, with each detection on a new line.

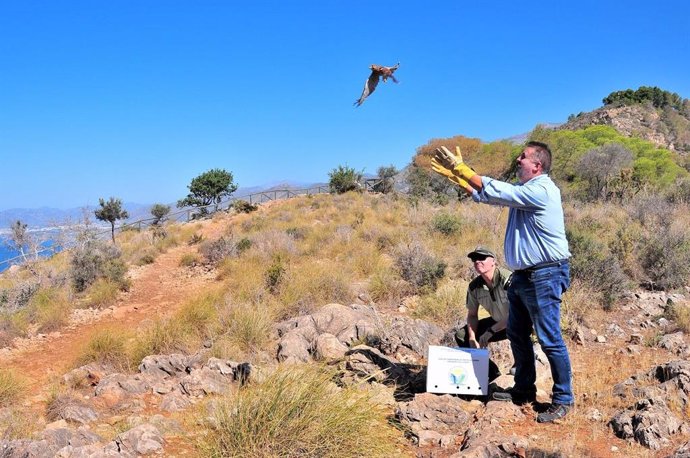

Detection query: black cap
xmin=467 ymin=246 xmax=496 ymax=260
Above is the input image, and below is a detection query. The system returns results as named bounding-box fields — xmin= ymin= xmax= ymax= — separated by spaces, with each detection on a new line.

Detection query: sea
xmin=0 ymin=236 xmax=62 ymax=273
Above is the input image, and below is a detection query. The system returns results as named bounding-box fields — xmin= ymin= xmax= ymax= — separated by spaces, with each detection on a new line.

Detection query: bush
xmin=0 ymin=280 xmax=41 ymax=312
xmin=235 ymin=237 xmax=252 ymax=254
xmin=329 ymin=165 xmax=363 ymax=194
xmin=137 ymin=253 xmax=156 ymax=265
xmin=200 ymin=236 xmax=237 ymax=265
xmin=201 ymin=365 xmax=399 ymax=457
xmin=70 ymin=238 xmax=124 ymax=293
xmin=0 ymin=313 xmax=27 ymax=348
xmin=179 ymin=253 xmax=200 ymax=267
xmin=431 ymin=212 xmax=462 ymax=236
xmin=265 ymin=257 xmax=286 ymax=294
xmin=395 ymin=242 xmax=446 ymax=292
xmin=567 ymin=228 xmax=629 ymax=308
xmin=232 ymin=200 xmax=259 ymax=213
xmin=639 ymin=226 xmax=690 ymax=290
xmin=188 ymin=233 xmax=204 ymax=245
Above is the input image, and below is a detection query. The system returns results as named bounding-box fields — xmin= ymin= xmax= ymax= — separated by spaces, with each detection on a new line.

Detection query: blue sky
xmin=1 ymin=1 xmax=689 ymax=210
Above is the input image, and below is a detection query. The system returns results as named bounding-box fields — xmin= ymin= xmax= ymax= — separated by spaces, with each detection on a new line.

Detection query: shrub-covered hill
xmin=1 ymin=189 xmax=690 ymax=456
xmin=559 ymin=86 xmax=690 ymax=156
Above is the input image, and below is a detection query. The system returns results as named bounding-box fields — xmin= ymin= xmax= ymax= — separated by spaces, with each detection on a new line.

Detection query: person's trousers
xmin=455 ymin=317 xmax=507 ymax=381
xmin=506 ymin=262 xmax=574 ymax=405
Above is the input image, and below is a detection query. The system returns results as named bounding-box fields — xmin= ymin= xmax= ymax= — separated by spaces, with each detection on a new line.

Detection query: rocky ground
xmin=1 ymin=208 xmax=690 ymax=457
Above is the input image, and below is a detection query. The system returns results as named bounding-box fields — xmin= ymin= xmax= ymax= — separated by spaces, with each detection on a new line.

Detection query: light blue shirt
xmin=471 ymin=174 xmax=571 ymax=271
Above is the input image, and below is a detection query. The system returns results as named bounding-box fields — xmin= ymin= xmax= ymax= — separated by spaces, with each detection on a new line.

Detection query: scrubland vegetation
xmin=1 ymin=113 xmax=690 ymax=455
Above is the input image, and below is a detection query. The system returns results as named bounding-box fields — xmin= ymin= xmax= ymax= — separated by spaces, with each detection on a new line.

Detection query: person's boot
xmin=491 ymin=388 xmax=536 ymax=405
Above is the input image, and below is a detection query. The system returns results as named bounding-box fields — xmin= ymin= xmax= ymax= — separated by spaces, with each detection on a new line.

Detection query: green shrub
xmin=201 ymin=365 xmax=400 ymax=457
xmin=137 ymin=253 xmax=156 ymax=265
xmin=265 ymin=257 xmax=286 ymax=294
xmin=329 ymin=165 xmax=363 ymax=194
xmin=431 ymin=212 xmax=462 ymax=236
xmin=70 ymin=238 xmax=125 ymax=293
xmin=236 ymin=237 xmax=252 ymax=253
xmin=567 ymin=227 xmax=629 ymax=308
xmin=188 ymin=233 xmax=204 ymax=245
xmin=395 ymin=242 xmax=446 ymax=292
xmin=233 ymin=200 xmax=259 ymax=213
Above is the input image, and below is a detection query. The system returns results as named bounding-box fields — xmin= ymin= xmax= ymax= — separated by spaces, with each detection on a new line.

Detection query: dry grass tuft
xmin=0 ymin=369 xmax=26 ymax=408
xmin=83 ymin=278 xmax=121 ymax=309
xmin=200 ymin=364 xmax=403 ymax=457
xmin=74 ymin=327 xmax=131 ymax=370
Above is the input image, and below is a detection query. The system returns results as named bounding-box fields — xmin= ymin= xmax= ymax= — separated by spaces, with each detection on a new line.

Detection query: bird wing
xmin=354 ymin=71 xmax=380 ymax=107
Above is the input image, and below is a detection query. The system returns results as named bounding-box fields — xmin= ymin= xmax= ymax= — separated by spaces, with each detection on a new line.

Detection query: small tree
xmin=328 ymin=165 xmax=363 ymax=194
xmin=94 ymin=197 xmax=129 ymax=243
xmin=372 ymin=165 xmax=397 ymax=194
xmin=8 ymin=220 xmax=31 ymax=261
xmin=177 ymin=168 xmax=238 ymax=213
xmin=150 ymin=203 xmax=171 ymax=225
xmin=578 ymin=143 xmax=634 ymax=201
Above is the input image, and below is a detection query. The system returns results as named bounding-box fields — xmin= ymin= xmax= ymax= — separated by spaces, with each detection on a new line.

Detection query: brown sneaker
xmin=536 ymin=403 xmax=571 ymax=423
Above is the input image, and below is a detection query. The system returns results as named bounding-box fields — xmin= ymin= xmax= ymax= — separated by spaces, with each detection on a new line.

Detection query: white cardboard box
xmin=426 ymin=345 xmax=489 ymax=395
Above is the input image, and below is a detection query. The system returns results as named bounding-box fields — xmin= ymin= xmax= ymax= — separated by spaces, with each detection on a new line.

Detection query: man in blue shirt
xmin=432 ymin=141 xmax=573 ymax=423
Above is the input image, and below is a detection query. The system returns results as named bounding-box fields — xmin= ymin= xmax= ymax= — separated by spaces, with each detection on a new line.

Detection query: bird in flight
xmin=354 ymin=63 xmax=400 ymax=107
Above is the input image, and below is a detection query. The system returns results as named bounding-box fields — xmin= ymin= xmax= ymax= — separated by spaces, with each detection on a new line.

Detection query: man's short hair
xmin=526 ymin=141 xmax=552 ymax=173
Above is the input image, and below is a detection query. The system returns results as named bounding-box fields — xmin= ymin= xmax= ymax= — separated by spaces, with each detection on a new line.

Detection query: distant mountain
xmin=0 ymin=182 xmax=325 ymax=230
xmin=503 ymin=122 xmax=561 ymax=145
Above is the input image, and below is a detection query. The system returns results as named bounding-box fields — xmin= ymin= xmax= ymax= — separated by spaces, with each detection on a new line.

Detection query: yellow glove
xmin=430 ymin=157 xmax=472 ymax=192
xmin=433 ymin=146 xmax=477 ymax=182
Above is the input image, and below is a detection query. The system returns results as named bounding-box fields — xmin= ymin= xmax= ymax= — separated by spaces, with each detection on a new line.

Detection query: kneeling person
xmin=455 ymin=247 xmax=511 ymax=350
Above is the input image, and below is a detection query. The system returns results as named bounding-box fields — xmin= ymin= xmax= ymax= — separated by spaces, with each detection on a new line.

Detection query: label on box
xmin=426 ymin=345 xmax=489 ymax=395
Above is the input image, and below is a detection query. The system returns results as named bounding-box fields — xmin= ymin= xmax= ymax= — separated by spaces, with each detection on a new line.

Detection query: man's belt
xmin=515 ymin=259 xmax=569 ymax=274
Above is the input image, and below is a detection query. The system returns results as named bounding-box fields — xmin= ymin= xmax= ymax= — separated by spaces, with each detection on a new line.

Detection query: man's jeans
xmin=506 ymin=262 xmax=573 ymax=405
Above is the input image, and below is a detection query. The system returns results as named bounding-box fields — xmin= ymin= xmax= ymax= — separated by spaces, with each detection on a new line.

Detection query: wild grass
xmin=26 ymin=287 xmax=72 ymax=333
xmin=129 ymin=319 xmax=186 ymax=367
xmin=0 ymin=369 xmax=26 ymax=408
xmin=74 ymin=327 xmax=131 ymax=370
xmin=129 ymin=291 xmax=225 ymax=365
xmin=412 ymin=279 xmax=468 ymax=329
xmin=222 ymin=303 xmax=273 ymax=355
xmin=200 ymin=364 xmax=403 ymax=458
xmin=83 ymin=278 xmax=120 ymax=309
xmin=45 ymin=387 xmax=85 ymax=422
xmin=276 ymin=261 xmax=353 ymax=319
xmin=179 ymin=253 xmax=200 ymax=267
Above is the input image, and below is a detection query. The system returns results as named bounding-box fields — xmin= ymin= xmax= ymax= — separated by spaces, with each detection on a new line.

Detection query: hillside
xmin=1 ymin=192 xmax=690 ymax=457
xmin=559 ymin=88 xmax=690 ymax=156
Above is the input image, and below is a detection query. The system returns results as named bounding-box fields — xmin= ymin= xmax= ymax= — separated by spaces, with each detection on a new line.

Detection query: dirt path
xmin=0 ymin=214 xmax=230 ymax=399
